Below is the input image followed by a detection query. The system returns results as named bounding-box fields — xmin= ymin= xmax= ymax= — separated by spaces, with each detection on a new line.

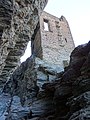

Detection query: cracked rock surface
xmin=2 ymin=41 xmax=90 ymax=120
xmin=0 ymin=0 xmax=48 ymax=84
xmin=0 ymin=0 xmax=90 ymax=120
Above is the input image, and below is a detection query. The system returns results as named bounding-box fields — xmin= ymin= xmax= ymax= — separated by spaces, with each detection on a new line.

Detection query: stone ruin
xmin=31 ymin=11 xmax=75 ymax=71
xmin=0 ymin=0 xmax=90 ymax=120
xmin=0 ymin=0 xmax=75 ymax=85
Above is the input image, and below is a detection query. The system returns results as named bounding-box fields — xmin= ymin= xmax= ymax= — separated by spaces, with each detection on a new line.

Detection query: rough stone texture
xmin=0 ymin=0 xmax=13 ymax=81
xmin=3 ymin=56 xmax=39 ymax=105
xmin=49 ymin=41 xmax=90 ymax=120
xmin=0 ymin=0 xmax=48 ymax=84
xmin=1 ymin=42 xmax=90 ymax=119
xmin=0 ymin=0 xmax=90 ymax=120
xmin=0 ymin=0 xmax=48 ymax=119
xmin=3 ymin=56 xmax=63 ymax=103
xmin=2 ymin=41 xmax=90 ymax=120
xmin=0 ymin=93 xmax=31 ymax=120
xmin=32 ymin=11 xmax=75 ymax=71
xmin=1 ymin=55 xmax=57 ymax=120
xmin=35 ymin=57 xmax=63 ymax=87
xmin=32 ymin=41 xmax=90 ymax=120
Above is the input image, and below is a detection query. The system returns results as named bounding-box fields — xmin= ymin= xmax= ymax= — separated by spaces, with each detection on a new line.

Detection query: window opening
xmin=43 ymin=19 xmax=49 ymax=31
xmin=65 ymin=38 xmax=67 ymax=42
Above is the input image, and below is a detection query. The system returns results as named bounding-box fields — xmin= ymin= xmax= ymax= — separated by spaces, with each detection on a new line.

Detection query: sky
xmin=21 ymin=0 xmax=90 ymax=62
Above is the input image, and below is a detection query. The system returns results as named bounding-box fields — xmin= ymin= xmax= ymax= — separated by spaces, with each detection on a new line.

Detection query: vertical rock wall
xmin=0 ymin=0 xmax=48 ymax=83
xmin=0 ymin=0 xmax=13 ymax=81
xmin=4 ymin=41 xmax=90 ymax=120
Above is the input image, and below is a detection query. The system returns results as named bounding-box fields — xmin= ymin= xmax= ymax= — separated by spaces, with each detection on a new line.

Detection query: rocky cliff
xmin=1 ymin=41 xmax=90 ymax=120
xmin=0 ymin=0 xmax=90 ymax=120
xmin=0 ymin=0 xmax=48 ymax=84
xmin=0 ymin=0 xmax=48 ymax=119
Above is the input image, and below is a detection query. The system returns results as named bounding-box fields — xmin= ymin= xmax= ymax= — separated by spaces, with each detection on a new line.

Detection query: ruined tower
xmin=31 ymin=11 xmax=75 ymax=71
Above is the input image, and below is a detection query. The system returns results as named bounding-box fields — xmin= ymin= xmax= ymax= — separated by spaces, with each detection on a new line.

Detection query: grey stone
xmin=0 ymin=0 xmax=48 ymax=84
xmin=0 ymin=93 xmax=11 ymax=120
xmin=10 ymin=96 xmax=31 ymax=120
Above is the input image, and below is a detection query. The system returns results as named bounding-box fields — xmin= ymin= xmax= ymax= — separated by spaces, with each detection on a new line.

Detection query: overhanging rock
xmin=0 ymin=0 xmax=48 ymax=83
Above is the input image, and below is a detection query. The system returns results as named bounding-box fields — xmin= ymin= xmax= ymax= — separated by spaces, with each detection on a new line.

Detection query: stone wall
xmin=33 ymin=11 xmax=75 ymax=71
xmin=0 ymin=0 xmax=48 ymax=83
xmin=31 ymin=26 xmax=43 ymax=59
xmin=0 ymin=1 xmax=89 ymax=120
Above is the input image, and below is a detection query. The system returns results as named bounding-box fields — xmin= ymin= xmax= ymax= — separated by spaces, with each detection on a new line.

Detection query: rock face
xmin=46 ymin=41 xmax=90 ymax=120
xmin=0 ymin=0 xmax=48 ymax=84
xmin=3 ymin=56 xmax=62 ymax=105
xmin=3 ymin=41 xmax=90 ymax=120
xmin=0 ymin=0 xmax=90 ymax=120
xmin=0 ymin=0 xmax=48 ymax=119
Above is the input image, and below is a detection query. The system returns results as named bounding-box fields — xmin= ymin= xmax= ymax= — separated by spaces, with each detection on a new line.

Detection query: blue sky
xmin=21 ymin=0 xmax=90 ymax=62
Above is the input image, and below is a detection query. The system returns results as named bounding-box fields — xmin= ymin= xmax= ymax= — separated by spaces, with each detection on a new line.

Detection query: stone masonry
xmin=31 ymin=11 xmax=75 ymax=71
